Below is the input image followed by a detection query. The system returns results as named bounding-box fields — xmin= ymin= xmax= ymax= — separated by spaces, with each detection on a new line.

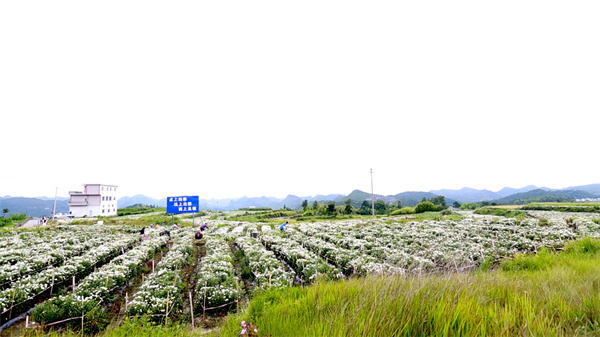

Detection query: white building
xmin=68 ymin=184 xmax=118 ymax=217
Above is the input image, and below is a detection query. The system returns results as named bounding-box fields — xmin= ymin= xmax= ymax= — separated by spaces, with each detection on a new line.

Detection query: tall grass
xmin=220 ymin=238 xmax=600 ymax=336
xmin=0 ymin=212 xmax=27 ymax=227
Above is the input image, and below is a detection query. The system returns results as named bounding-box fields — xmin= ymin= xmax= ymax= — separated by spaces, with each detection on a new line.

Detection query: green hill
xmin=493 ymin=189 xmax=597 ymax=205
xmin=0 ymin=197 xmax=69 ymax=217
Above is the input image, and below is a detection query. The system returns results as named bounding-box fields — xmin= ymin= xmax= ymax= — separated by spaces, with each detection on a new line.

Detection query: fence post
xmin=189 ymin=291 xmax=194 ymax=329
xmin=203 ymin=283 xmax=207 ymax=319
xmin=165 ymin=292 xmax=170 ymax=325
xmin=50 ymin=270 xmax=55 ymax=295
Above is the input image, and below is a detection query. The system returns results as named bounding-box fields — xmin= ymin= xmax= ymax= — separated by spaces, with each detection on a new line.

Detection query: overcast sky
xmin=1 ymin=0 xmax=599 ymax=200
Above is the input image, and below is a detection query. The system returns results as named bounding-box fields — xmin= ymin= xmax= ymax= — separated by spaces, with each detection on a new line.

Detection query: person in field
xmin=279 ymin=221 xmax=288 ymax=231
xmin=195 ymin=229 xmax=203 ymax=240
xmin=201 ymin=222 xmax=208 ymax=231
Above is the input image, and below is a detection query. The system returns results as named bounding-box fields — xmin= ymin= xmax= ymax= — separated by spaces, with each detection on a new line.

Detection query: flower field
xmin=0 ymin=210 xmax=598 ymax=334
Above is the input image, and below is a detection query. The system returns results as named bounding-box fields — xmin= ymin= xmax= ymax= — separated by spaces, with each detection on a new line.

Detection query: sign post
xmin=166 ymin=196 xmax=200 ymax=225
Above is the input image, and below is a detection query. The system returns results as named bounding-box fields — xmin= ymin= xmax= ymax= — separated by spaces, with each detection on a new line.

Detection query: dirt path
xmin=19 ymin=219 xmax=41 ymax=228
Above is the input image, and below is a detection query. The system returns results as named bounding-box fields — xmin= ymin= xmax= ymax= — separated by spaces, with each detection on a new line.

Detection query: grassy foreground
xmin=218 ymin=237 xmax=600 ymax=337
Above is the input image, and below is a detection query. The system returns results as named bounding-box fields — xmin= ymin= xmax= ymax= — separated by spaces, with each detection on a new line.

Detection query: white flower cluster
xmin=31 ymin=229 xmax=172 ymax=324
xmin=234 ymin=235 xmax=294 ymax=288
xmin=195 ymin=237 xmax=240 ymax=309
xmin=0 ymin=229 xmax=99 ymax=286
xmin=260 ymin=229 xmax=344 ymax=281
xmin=1 ymin=233 xmax=139 ymax=313
xmin=290 ymin=216 xmax=589 ymax=273
xmin=212 ymin=225 xmax=232 ymax=237
xmin=127 ymin=228 xmax=194 ymax=318
xmin=290 ymin=225 xmax=404 ymax=276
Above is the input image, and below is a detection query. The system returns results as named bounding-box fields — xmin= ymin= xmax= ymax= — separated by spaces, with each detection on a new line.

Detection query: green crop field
xmin=1 ymin=209 xmax=599 ymax=336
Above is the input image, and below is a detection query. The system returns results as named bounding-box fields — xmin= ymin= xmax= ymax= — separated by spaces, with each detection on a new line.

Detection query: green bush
xmin=459 ymin=202 xmax=480 ymax=210
xmin=414 ymin=201 xmax=442 ymax=213
xmin=0 ymin=213 xmax=27 ymax=227
xmin=390 ymin=207 xmax=415 ymax=215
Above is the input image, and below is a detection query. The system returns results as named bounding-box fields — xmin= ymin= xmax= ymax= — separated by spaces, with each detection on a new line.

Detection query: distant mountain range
xmin=2 ymin=184 xmax=598 ymax=216
xmin=0 ymin=197 xmax=70 ymax=217
xmin=430 ymin=184 xmax=600 ymax=203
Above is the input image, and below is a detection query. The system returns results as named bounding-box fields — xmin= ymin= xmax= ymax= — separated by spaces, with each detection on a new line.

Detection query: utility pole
xmin=370 ymin=169 xmax=375 ymax=221
xmin=52 ymin=187 xmax=58 ymax=219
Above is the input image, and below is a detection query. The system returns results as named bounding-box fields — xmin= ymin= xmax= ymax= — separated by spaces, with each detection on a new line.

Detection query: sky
xmin=1 ymin=0 xmax=599 ymax=200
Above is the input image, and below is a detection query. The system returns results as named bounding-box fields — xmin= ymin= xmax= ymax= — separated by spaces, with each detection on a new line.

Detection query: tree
xmin=2 ymin=208 xmax=8 ymax=218
xmin=429 ymin=196 xmax=447 ymax=208
xmin=452 ymin=201 xmax=461 ymax=208
xmin=460 ymin=202 xmax=479 ymax=210
xmin=327 ymin=201 xmax=336 ymax=215
xmin=312 ymin=201 xmax=318 ymax=210
xmin=344 ymin=199 xmax=353 ymax=214
xmin=301 ymin=199 xmax=308 ymax=211
xmin=374 ymin=200 xmax=388 ymax=214
xmin=359 ymin=200 xmax=371 ymax=215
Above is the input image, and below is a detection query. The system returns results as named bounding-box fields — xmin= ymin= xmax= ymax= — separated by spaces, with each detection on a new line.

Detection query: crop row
xmin=0 ymin=232 xmax=123 ymax=289
xmin=234 ymin=235 xmax=294 ymax=288
xmin=260 ymin=229 xmax=344 ymax=281
xmin=194 ymin=237 xmax=240 ymax=311
xmin=127 ymin=228 xmax=194 ymax=319
xmin=30 ymin=229 xmax=172 ymax=328
xmin=0 ymin=233 xmax=140 ymax=319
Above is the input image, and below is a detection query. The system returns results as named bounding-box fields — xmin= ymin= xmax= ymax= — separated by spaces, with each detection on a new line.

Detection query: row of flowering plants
xmin=260 ymin=230 xmax=344 ymax=282
xmin=0 ymin=232 xmax=140 ymax=321
xmin=292 ymin=216 xmax=588 ymax=274
xmin=525 ymin=210 xmax=600 ymax=237
xmin=194 ymin=236 xmax=241 ymax=312
xmin=30 ymin=229 xmax=172 ymax=330
xmin=0 ymin=227 xmax=93 ymax=268
xmin=126 ymin=228 xmax=194 ymax=320
xmin=0 ymin=231 xmax=114 ymax=289
xmin=234 ymin=235 xmax=294 ymax=288
xmin=286 ymin=227 xmax=404 ymax=277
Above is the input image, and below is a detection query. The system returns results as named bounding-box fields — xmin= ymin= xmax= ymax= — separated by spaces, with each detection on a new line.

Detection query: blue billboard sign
xmin=166 ymin=195 xmax=199 ymax=214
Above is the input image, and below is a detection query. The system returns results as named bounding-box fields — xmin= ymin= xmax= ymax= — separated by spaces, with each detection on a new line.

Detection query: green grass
xmin=474 ymin=206 xmax=529 ymax=221
xmin=219 ymin=237 xmax=600 ymax=337
xmin=522 ymin=202 xmax=600 ymax=213
xmin=117 ymin=206 xmax=167 ymax=216
xmin=225 ymin=210 xmax=298 ymax=222
xmin=0 ymin=213 xmax=27 ymax=227
xmin=393 ymin=211 xmax=465 ymax=223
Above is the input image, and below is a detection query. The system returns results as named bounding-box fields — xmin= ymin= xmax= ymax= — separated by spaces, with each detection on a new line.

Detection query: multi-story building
xmin=68 ymin=184 xmax=118 ymax=217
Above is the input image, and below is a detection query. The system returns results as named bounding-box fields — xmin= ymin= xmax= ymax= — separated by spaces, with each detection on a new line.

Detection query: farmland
xmin=0 ymin=209 xmax=599 ymax=336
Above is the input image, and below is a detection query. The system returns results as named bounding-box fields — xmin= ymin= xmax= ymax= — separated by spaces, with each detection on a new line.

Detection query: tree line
xmin=295 ymin=196 xmax=452 ymax=217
